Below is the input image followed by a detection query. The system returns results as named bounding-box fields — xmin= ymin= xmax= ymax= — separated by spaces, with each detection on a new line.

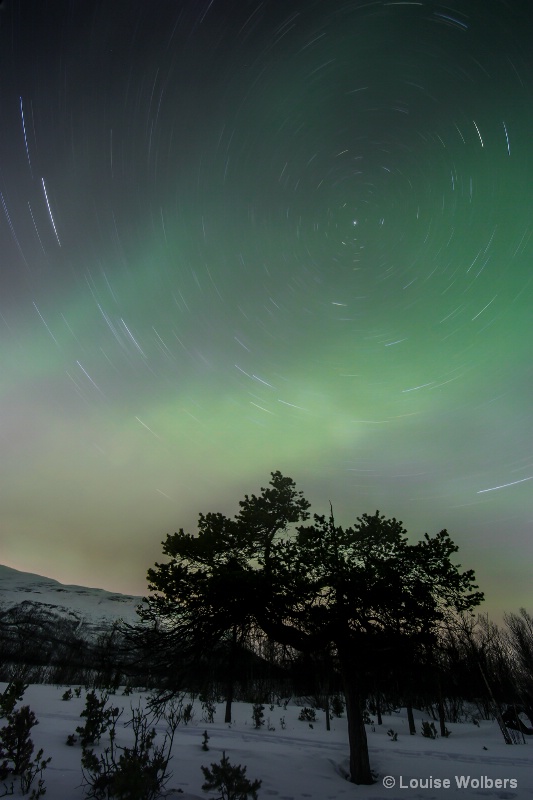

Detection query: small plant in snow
xmin=62 ymin=689 xmax=73 ymax=701
xmin=279 ymin=716 xmax=286 ymax=730
xmin=81 ymin=702 xmax=178 ymax=800
xmin=421 ymin=721 xmax=438 ymax=739
xmin=75 ymin=691 xmax=119 ymax=747
xmin=201 ymin=750 xmax=261 ymax=800
xmin=387 ymin=729 xmax=398 ymax=741
xmin=182 ymin=702 xmax=194 ymax=725
xmin=297 ymin=707 xmax=316 ymax=723
xmin=362 ymin=709 xmax=374 ymax=725
xmin=330 ymin=695 xmax=345 ymax=718
xmin=200 ymin=694 xmax=216 ymax=724
xmin=251 ymin=704 xmax=264 ymax=729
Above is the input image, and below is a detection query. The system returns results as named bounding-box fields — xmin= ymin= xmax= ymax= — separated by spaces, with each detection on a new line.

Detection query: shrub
xmin=200 ymin=694 xmax=216 ymax=724
xmin=362 ymin=709 xmax=374 ymax=725
xmin=0 ymin=681 xmax=27 ymax=718
xmin=0 ymin=703 xmax=51 ymax=798
xmin=297 ymin=707 xmax=316 ymax=723
xmin=387 ymin=729 xmax=398 ymax=741
xmin=251 ymin=704 xmax=264 ymax=729
xmin=81 ymin=702 xmax=179 ymax=800
xmin=421 ymin=721 xmax=438 ymax=739
xmin=62 ymin=689 xmax=73 ymax=701
xmin=201 ymin=750 xmax=261 ymax=800
xmin=76 ymin=691 xmax=119 ymax=747
xmin=182 ymin=702 xmax=194 ymax=725
xmin=330 ymin=695 xmax=345 ymax=718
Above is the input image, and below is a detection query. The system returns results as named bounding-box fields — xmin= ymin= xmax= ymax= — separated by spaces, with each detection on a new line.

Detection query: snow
xmin=2 ymin=684 xmax=532 ymax=799
xmin=0 ymin=564 xmax=143 ymax=631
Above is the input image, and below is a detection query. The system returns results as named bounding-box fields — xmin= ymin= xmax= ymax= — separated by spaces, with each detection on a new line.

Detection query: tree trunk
xmin=325 ymin=692 xmax=331 ymax=732
xmin=477 ymin=661 xmax=513 ymax=745
xmin=341 ymin=663 xmax=373 ymax=784
xmin=437 ymin=679 xmax=447 ymax=737
xmin=323 ymin=651 xmax=331 ymax=731
xmin=224 ymin=624 xmax=238 ymax=724
xmin=406 ymin=700 xmax=416 ymax=735
xmin=375 ymin=693 xmax=383 ymax=726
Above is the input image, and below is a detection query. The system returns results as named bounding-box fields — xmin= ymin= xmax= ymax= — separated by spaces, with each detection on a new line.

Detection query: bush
xmin=0 ymin=699 xmax=51 ymax=798
xmin=0 ymin=681 xmax=27 ymax=717
xmin=81 ymin=702 xmax=179 ymax=800
xmin=421 ymin=721 xmax=438 ymax=739
xmin=330 ymin=695 xmax=345 ymax=718
xmin=251 ymin=704 xmax=264 ymax=729
xmin=76 ymin=691 xmax=119 ymax=747
xmin=182 ymin=702 xmax=194 ymax=725
xmin=200 ymin=694 xmax=216 ymax=724
xmin=201 ymin=750 xmax=261 ymax=800
xmin=362 ymin=709 xmax=374 ymax=725
xmin=297 ymin=707 xmax=316 ymax=723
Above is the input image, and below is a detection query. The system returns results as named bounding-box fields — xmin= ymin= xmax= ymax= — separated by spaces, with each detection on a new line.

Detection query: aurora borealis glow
xmin=1 ymin=1 xmax=531 ymax=615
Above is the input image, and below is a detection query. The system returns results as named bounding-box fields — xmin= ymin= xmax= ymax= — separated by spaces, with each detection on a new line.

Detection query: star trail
xmin=0 ymin=0 xmax=531 ymax=615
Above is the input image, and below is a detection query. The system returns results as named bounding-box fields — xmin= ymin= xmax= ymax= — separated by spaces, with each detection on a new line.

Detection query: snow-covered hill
xmin=0 ymin=564 xmax=143 ymax=633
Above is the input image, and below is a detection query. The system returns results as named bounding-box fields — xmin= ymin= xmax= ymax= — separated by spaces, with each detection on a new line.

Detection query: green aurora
xmin=0 ymin=0 xmax=531 ymax=617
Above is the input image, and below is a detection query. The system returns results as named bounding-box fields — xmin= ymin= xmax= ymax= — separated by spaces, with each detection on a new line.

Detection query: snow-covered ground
xmin=2 ymin=684 xmax=532 ymax=799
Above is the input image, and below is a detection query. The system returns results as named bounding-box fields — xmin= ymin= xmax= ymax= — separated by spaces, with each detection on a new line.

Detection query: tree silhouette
xmin=142 ymin=472 xmax=483 ymax=784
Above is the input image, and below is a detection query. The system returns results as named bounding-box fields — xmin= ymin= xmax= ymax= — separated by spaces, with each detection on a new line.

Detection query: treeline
xmin=127 ymin=607 xmax=533 ymax=729
xmin=0 ymin=601 xmax=128 ymax=687
xmin=2 ymin=599 xmax=531 ymax=738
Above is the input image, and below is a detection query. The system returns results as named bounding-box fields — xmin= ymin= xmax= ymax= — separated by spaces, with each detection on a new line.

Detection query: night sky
xmin=1 ymin=0 xmax=531 ymax=616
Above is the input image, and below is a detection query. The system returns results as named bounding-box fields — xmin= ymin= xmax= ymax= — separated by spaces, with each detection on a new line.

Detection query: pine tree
xmin=143 ymin=472 xmax=484 ymax=784
xmin=201 ymin=750 xmax=261 ymax=800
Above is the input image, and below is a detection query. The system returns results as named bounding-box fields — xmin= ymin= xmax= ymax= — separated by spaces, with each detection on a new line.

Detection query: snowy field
xmin=2 ymin=684 xmax=532 ymax=799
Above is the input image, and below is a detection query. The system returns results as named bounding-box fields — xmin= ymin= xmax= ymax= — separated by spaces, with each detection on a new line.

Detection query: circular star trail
xmin=0 ymin=0 xmax=531 ymax=614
